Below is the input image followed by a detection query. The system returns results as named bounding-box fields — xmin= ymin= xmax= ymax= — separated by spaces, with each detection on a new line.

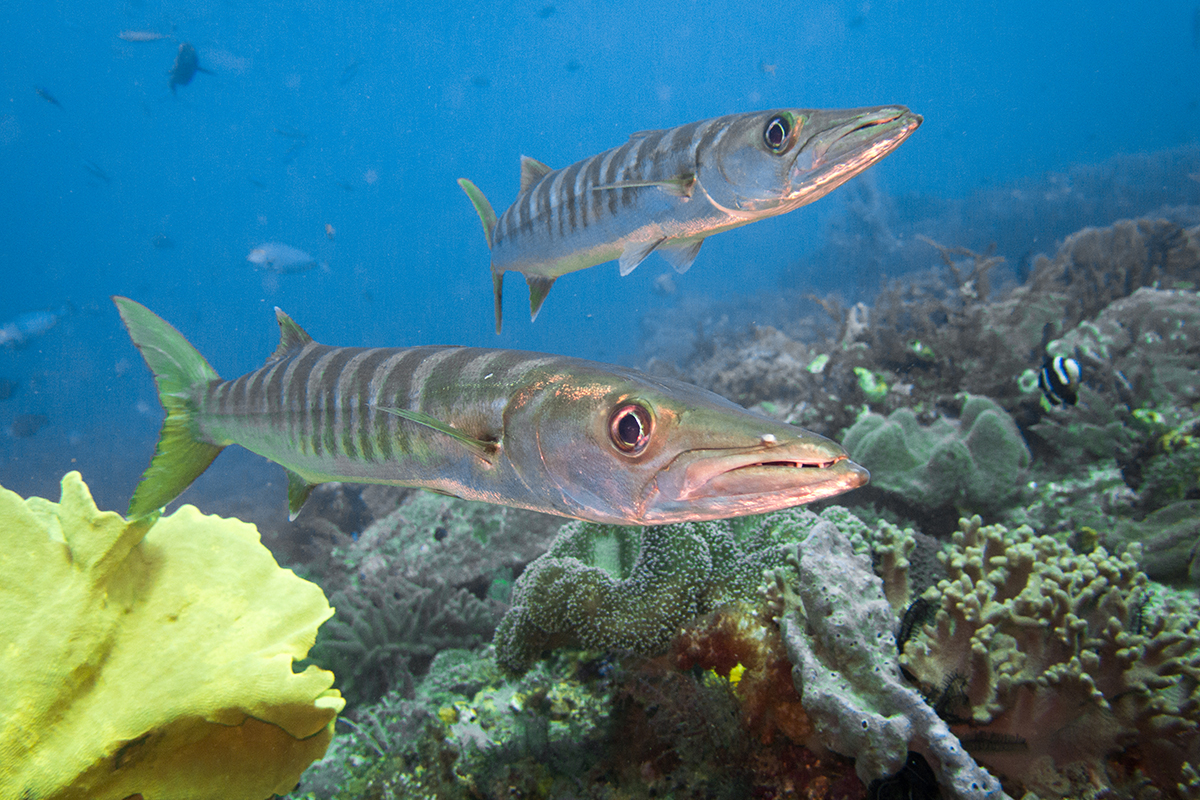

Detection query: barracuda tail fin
xmin=458 ymin=178 xmax=507 ymax=333
xmin=113 ymin=296 xmax=225 ymax=519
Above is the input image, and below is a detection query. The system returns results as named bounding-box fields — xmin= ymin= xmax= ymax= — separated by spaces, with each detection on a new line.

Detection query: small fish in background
xmin=0 ymin=378 xmax=17 ymax=400
xmin=247 ymin=242 xmax=317 ymax=273
xmin=564 ymin=59 xmax=581 ymax=73
xmin=82 ymin=159 xmax=112 ymax=184
xmin=758 ymin=61 xmax=778 ymax=77
xmin=0 ymin=306 xmax=69 ymax=347
xmin=339 ymin=60 xmax=360 ymax=85
xmin=9 ymin=413 xmax=49 ymax=438
xmin=325 ymin=223 xmax=336 ymax=241
xmin=169 ymin=43 xmax=212 ymax=94
xmin=34 ymin=86 xmax=63 ymax=109
xmin=151 ymin=233 xmax=175 ymax=249
xmin=537 ymin=5 xmax=556 ymax=18
xmin=471 ymin=75 xmax=491 ymax=88
xmin=118 ymin=29 xmax=172 ymax=42
xmin=1038 ymin=355 xmax=1081 ymax=406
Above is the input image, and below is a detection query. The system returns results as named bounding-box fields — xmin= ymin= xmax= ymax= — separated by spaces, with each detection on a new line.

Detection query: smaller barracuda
xmin=459 ymin=105 xmax=921 ymax=332
xmin=114 ymin=297 xmax=867 ymax=524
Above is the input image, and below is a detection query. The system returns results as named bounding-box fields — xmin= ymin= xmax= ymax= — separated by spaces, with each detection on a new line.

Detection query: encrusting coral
xmin=0 ymin=471 xmax=343 ymax=800
xmin=900 ymin=515 xmax=1200 ymax=798
xmin=774 ymin=518 xmax=1008 ymax=800
xmin=842 ymin=394 xmax=1031 ymax=523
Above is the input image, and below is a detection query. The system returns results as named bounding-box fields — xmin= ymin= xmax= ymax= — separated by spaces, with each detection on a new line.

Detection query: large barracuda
xmin=114 ymin=297 xmax=867 ymax=524
xmin=459 ymin=105 xmax=921 ymax=332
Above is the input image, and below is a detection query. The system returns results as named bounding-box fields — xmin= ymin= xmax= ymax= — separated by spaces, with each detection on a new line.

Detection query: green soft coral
xmin=493 ymin=507 xmax=869 ymax=674
xmin=0 ymin=472 xmax=344 ymax=800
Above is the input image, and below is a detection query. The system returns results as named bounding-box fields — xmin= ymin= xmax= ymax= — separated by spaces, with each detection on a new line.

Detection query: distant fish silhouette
xmin=82 ymin=159 xmax=112 ymax=183
xmin=35 ymin=86 xmax=63 ymax=109
xmin=9 ymin=413 xmax=49 ymax=439
xmin=0 ymin=378 xmax=17 ymax=401
xmin=247 ymin=242 xmax=316 ymax=273
xmin=169 ymin=42 xmax=212 ymax=94
xmin=339 ymin=60 xmax=360 ymax=85
xmin=119 ymin=29 xmax=172 ymax=42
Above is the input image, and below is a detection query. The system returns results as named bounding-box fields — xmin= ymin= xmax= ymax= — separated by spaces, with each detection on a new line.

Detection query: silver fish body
xmin=114 ymin=297 xmax=867 ymax=523
xmin=460 ymin=105 xmax=921 ymax=332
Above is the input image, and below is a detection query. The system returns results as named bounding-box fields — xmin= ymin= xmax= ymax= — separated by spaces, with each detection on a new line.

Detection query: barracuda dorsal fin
xmin=457 ymin=178 xmax=498 ymax=249
xmin=371 ymin=404 xmax=497 ymax=463
xmin=519 ymin=156 xmax=552 ymax=192
xmin=527 ymin=275 xmax=556 ymax=321
xmin=658 ymin=239 xmax=704 ymax=274
xmin=593 ymin=174 xmax=696 ymax=199
xmin=618 ymin=237 xmax=665 ymax=277
xmin=273 ymin=308 xmax=314 ymax=358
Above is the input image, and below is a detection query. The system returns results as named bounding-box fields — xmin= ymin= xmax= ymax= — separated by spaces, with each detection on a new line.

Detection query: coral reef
xmin=494 ymin=507 xmax=868 ymax=674
xmin=900 ymin=515 xmax=1200 ymax=798
xmin=774 ymin=518 xmax=1007 ymax=799
xmin=307 ymin=490 xmax=565 ymax=705
xmin=0 ymin=472 xmax=343 ymax=800
xmin=313 ymin=575 xmax=497 ymax=706
xmin=842 ymin=395 xmax=1031 ymax=523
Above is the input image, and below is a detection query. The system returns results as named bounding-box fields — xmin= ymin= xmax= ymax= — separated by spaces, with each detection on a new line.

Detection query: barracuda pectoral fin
xmin=285 ymin=469 xmax=317 ymax=520
xmin=658 ymin=239 xmax=703 ymax=274
xmin=618 ymin=238 xmax=665 ymax=276
xmin=593 ymin=174 xmax=696 ymax=199
xmin=519 ymin=155 xmax=552 ymax=191
xmin=371 ymin=404 xmax=498 ymax=463
xmin=527 ymin=275 xmax=556 ymax=321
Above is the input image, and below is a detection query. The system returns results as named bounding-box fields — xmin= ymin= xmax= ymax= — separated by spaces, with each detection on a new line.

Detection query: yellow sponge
xmin=0 ymin=471 xmax=343 ymax=800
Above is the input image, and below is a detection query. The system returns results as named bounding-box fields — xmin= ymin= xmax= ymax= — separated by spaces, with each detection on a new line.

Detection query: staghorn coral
xmin=0 ymin=472 xmax=343 ymax=800
xmin=774 ymin=518 xmax=1008 ymax=799
xmin=494 ymin=507 xmax=867 ymax=674
xmin=842 ymin=395 xmax=1031 ymax=528
xmin=900 ymin=515 xmax=1200 ymax=798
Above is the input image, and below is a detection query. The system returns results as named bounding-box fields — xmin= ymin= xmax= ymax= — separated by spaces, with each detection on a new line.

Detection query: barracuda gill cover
xmin=114 ymin=297 xmax=867 ymax=524
xmin=459 ymin=105 xmax=921 ymax=331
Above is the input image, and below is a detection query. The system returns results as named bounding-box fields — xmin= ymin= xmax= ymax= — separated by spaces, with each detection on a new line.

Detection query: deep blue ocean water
xmin=1 ymin=0 xmax=1198 ymax=516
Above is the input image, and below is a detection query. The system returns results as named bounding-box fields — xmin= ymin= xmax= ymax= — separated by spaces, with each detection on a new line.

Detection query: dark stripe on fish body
xmin=576 ymin=154 xmax=597 ymax=229
xmin=305 ymin=351 xmax=332 ymax=459
xmin=536 ymin=175 xmax=553 ymax=238
xmin=318 ymin=347 xmax=359 ymax=459
xmin=563 ymin=159 xmax=582 ymax=233
xmin=262 ymin=358 xmax=288 ymax=422
xmin=350 ymin=348 xmax=393 ymax=462
xmin=285 ymin=343 xmax=321 ymax=454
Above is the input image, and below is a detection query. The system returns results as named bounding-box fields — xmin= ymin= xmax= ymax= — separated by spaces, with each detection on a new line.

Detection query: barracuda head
xmin=506 ymin=366 xmax=868 ymax=524
xmin=704 ymin=105 xmax=922 ymax=216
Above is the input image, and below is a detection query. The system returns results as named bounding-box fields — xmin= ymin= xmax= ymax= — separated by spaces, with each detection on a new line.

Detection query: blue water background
xmin=1 ymin=0 xmax=1198 ymax=515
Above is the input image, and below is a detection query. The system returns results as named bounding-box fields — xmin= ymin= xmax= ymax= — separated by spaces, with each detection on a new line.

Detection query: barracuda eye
xmin=609 ymin=403 xmax=652 ymax=455
xmin=763 ymin=115 xmax=791 ymax=153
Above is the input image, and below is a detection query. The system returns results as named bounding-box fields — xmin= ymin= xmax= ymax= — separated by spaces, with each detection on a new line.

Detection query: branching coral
xmin=0 ymin=472 xmax=343 ymax=800
xmin=900 ymin=515 xmax=1200 ymax=798
xmin=313 ymin=575 xmax=498 ymax=706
